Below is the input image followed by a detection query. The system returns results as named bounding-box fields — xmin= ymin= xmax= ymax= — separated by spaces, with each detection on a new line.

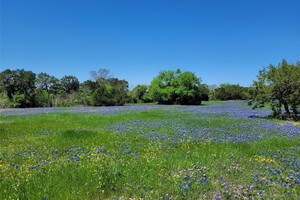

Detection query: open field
xmin=0 ymin=101 xmax=300 ymax=200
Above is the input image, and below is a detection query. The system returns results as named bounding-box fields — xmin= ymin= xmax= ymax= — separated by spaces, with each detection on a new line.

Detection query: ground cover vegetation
xmin=0 ymin=59 xmax=300 ymax=199
xmin=0 ymin=101 xmax=300 ymax=199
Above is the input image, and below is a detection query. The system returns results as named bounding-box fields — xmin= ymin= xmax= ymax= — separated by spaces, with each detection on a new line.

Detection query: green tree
xmin=36 ymin=73 xmax=56 ymax=91
xmin=76 ymin=80 xmax=98 ymax=105
xmin=215 ymin=83 xmax=246 ymax=100
xmin=131 ymin=85 xmax=148 ymax=103
xmin=252 ymin=59 xmax=300 ymax=119
xmin=61 ymin=75 xmax=79 ymax=93
xmin=81 ymin=80 xmax=98 ymax=92
xmin=107 ymin=78 xmax=129 ymax=105
xmin=0 ymin=69 xmax=16 ymax=99
xmin=34 ymin=89 xmax=49 ymax=107
xmin=148 ymin=69 xmax=180 ymax=104
xmin=0 ymin=92 xmax=10 ymax=108
xmin=36 ymin=72 xmax=59 ymax=106
xmin=198 ymin=84 xmax=210 ymax=101
xmin=11 ymin=93 xmax=26 ymax=108
xmin=91 ymin=78 xmax=129 ymax=106
xmin=148 ymin=69 xmax=203 ymax=105
xmin=0 ymin=69 xmax=36 ymax=107
xmin=208 ymin=84 xmax=217 ymax=101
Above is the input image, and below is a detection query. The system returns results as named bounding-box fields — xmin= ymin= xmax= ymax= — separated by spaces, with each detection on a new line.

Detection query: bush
xmin=92 ymin=85 xmax=113 ymax=106
xmin=11 ymin=93 xmax=26 ymax=108
xmin=92 ymin=83 xmax=128 ymax=106
xmin=215 ymin=84 xmax=247 ymax=100
xmin=34 ymin=89 xmax=49 ymax=107
xmin=0 ymin=93 xmax=11 ymax=108
xmin=131 ymin=85 xmax=148 ymax=103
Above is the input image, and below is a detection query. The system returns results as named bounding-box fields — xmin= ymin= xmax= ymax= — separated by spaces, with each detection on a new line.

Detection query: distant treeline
xmin=0 ymin=68 xmax=251 ymax=108
xmin=1 ymin=59 xmax=299 ymax=120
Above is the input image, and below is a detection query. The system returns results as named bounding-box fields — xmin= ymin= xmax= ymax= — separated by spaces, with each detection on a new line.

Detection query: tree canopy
xmin=0 ymin=69 xmax=36 ymax=107
xmin=215 ymin=83 xmax=247 ymax=100
xmin=61 ymin=75 xmax=80 ymax=94
xmin=252 ymin=59 xmax=300 ymax=119
xmin=1 ymin=62 xmax=299 ymax=118
xmin=148 ymin=69 xmax=203 ymax=105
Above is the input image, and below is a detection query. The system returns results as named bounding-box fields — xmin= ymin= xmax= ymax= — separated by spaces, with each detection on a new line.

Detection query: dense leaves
xmin=91 ymin=78 xmax=129 ymax=106
xmin=1 ymin=60 xmax=299 ymax=119
xmin=61 ymin=75 xmax=80 ymax=94
xmin=252 ymin=59 xmax=300 ymax=120
xmin=148 ymin=69 xmax=203 ymax=105
xmin=215 ymin=83 xmax=248 ymax=100
xmin=129 ymin=85 xmax=149 ymax=103
xmin=0 ymin=69 xmax=36 ymax=107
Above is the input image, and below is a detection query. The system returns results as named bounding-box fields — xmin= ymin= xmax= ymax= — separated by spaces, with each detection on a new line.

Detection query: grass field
xmin=0 ymin=101 xmax=299 ymax=200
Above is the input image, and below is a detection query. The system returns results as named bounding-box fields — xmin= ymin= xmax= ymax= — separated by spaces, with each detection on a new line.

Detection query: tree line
xmin=0 ymin=68 xmax=250 ymax=108
xmin=1 ymin=59 xmax=299 ymax=119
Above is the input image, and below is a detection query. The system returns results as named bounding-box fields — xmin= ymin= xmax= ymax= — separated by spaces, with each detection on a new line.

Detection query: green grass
xmin=200 ymin=100 xmax=225 ymax=106
xmin=0 ymin=105 xmax=299 ymax=200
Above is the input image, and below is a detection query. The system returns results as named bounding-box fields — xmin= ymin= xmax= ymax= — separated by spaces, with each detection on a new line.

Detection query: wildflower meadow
xmin=0 ymin=101 xmax=299 ymax=199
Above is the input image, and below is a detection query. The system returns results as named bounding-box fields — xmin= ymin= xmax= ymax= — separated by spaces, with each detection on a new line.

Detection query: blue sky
xmin=1 ymin=0 xmax=300 ymax=88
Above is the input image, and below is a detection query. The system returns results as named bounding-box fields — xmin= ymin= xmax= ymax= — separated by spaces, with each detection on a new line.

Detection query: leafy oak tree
xmin=0 ymin=69 xmax=36 ymax=107
xmin=252 ymin=59 xmax=300 ymax=119
xmin=91 ymin=78 xmax=129 ymax=106
xmin=148 ymin=69 xmax=203 ymax=105
xmin=61 ymin=75 xmax=79 ymax=94
xmin=130 ymin=85 xmax=149 ymax=103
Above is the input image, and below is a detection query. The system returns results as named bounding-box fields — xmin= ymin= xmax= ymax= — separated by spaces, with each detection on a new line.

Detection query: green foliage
xmin=75 ymin=87 xmax=92 ymax=106
xmin=11 ymin=93 xmax=27 ymax=108
xmin=252 ymin=59 xmax=300 ymax=119
xmin=91 ymin=78 xmax=129 ymax=106
xmin=215 ymin=83 xmax=247 ymax=100
xmin=34 ymin=89 xmax=49 ymax=107
xmin=92 ymin=84 xmax=113 ymax=106
xmin=130 ymin=85 xmax=149 ymax=103
xmin=198 ymin=84 xmax=210 ymax=101
xmin=0 ymin=92 xmax=10 ymax=108
xmin=0 ymin=69 xmax=36 ymax=107
xmin=81 ymin=80 xmax=98 ymax=93
xmin=148 ymin=69 xmax=203 ymax=105
xmin=209 ymin=90 xmax=216 ymax=101
xmin=36 ymin=72 xmax=59 ymax=92
xmin=60 ymin=75 xmax=79 ymax=94
xmin=53 ymin=94 xmax=75 ymax=107
xmin=0 ymin=69 xmax=14 ymax=98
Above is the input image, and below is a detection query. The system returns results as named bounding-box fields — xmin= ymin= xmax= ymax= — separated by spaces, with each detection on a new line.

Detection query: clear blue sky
xmin=1 ymin=0 xmax=300 ymax=88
